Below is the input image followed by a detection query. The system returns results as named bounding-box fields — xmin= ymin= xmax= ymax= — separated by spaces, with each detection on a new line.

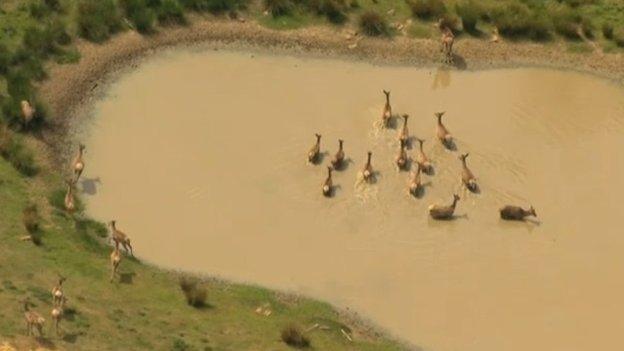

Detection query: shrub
xmin=455 ymin=1 xmax=480 ymax=34
xmin=0 ymin=44 xmax=11 ymax=75
xmin=23 ymin=204 xmax=41 ymax=234
xmin=29 ymin=1 xmax=51 ymax=19
xmin=172 ymin=338 xmax=191 ymax=351
xmin=44 ymin=0 xmax=63 ymax=11
xmin=551 ymin=6 xmax=592 ymax=40
xmin=22 ymin=25 xmax=60 ymax=59
xmin=179 ymin=276 xmax=208 ymax=307
xmin=439 ymin=12 xmax=461 ymax=33
xmin=316 ymin=0 xmax=348 ymax=24
xmin=490 ymin=2 xmax=551 ymax=41
xmin=359 ymin=11 xmax=389 ymax=36
xmin=281 ymin=325 xmax=310 ymax=348
xmin=179 ymin=0 xmax=248 ymax=14
xmin=156 ymin=0 xmax=187 ymax=25
xmin=408 ymin=0 xmax=446 ymax=20
xmin=48 ymin=19 xmax=72 ymax=46
xmin=120 ymin=0 xmax=157 ymax=33
xmin=265 ymin=0 xmax=294 ymax=17
xmin=77 ymin=0 xmax=122 ymax=43
xmin=0 ymin=127 xmax=38 ymax=176
xmin=557 ymin=0 xmax=596 ymax=7
xmin=602 ymin=22 xmax=614 ymax=39
xmin=614 ymin=29 xmax=624 ymax=47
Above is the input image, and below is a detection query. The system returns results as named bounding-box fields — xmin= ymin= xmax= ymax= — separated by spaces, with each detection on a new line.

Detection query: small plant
xmin=0 ymin=126 xmax=39 ymax=176
xmin=281 ymin=324 xmax=310 ymax=348
xmin=408 ymin=0 xmax=446 ymax=20
xmin=77 ymin=0 xmax=122 ymax=43
xmin=265 ymin=0 xmax=294 ymax=17
xmin=455 ymin=1 xmax=480 ymax=34
xmin=172 ymin=338 xmax=191 ymax=351
xmin=490 ymin=2 xmax=551 ymax=41
xmin=156 ymin=0 xmax=187 ymax=25
xmin=601 ymin=22 xmax=614 ymax=40
xmin=179 ymin=0 xmax=248 ymax=14
xmin=359 ymin=11 xmax=389 ymax=37
xmin=317 ymin=0 xmax=348 ymax=24
xmin=120 ymin=0 xmax=157 ymax=34
xmin=179 ymin=276 xmax=208 ymax=307
xmin=23 ymin=204 xmax=41 ymax=234
xmin=614 ymin=29 xmax=624 ymax=47
xmin=551 ymin=6 xmax=592 ymax=40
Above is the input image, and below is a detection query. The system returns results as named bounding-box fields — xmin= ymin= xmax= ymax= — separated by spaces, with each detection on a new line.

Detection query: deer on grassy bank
xmin=51 ymin=275 xmax=66 ymax=307
xmin=110 ymin=242 xmax=122 ymax=283
xmin=72 ymin=144 xmax=85 ymax=181
xmin=429 ymin=194 xmax=460 ymax=220
xmin=109 ymin=220 xmax=133 ymax=256
xmin=21 ymin=100 xmax=36 ymax=128
xmin=23 ymin=299 xmax=45 ymax=337
xmin=499 ymin=205 xmax=537 ymax=221
xmin=64 ymin=179 xmax=76 ymax=213
xmin=51 ymin=296 xmax=66 ymax=336
xmin=438 ymin=19 xmax=455 ymax=64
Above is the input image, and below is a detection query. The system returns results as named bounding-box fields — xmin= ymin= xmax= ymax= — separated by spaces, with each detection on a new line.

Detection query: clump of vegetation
xmin=0 ymin=127 xmax=38 ymax=176
xmin=313 ymin=0 xmax=349 ymax=24
xmin=601 ymin=22 xmax=614 ymax=39
xmin=455 ymin=1 xmax=481 ymax=34
xmin=179 ymin=276 xmax=208 ymax=307
xmin=179 ymin=0 xmax=248 ymax=14
xmin=120 ymin=0 xmax=157 ymax=34
xmin=22 ymin=204 xmax=41 ymax=234
xmin=439 ymin=12 xmax=462 ymax=33
xmin=614 ymin=29 xmax=624 ymax=47
xmin=551 ymin=5 xmax=593 ymax=39
xmin=557 ymin=0 xmax=596 ymax=7
xmin=281 ymin=324 xmax=310 ymax=348
xmin=490 ymin=3 xmax=551 ymax=41
xmin=77 ymin=0 xmax=122 ymax=42
xmin=359 ymin=11 xmax=390 ymax=36
xmin=408 ymin=0 xmax=446 ymax=20
xmin=155 ymin=0 xmax=187 ymax=25
xmin=172 ymin=338 xmax=191 ymax=351
xmin=265 ymin=0 xmax=294 ymax=17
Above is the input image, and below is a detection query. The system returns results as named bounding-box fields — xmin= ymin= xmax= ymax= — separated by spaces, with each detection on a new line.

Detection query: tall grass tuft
xmin=179 ymin=0 xmax=248 ymax=14
xmin=602 ymin=22 xmax=614 ymax=39
xmin=265 ymin=0 xmax=294 ymax=17
xmin=551 ymin=5 xmax=593 ymax=40
xmin=23 ymin=204 xmax=41 ymax=234
xmin=179 ymin=276 xmax=208 ymax=307
xmin=614 ymin=29 xmax=624 ymax=47
xmin=408 ymin=0 xmax=446 ymax=20
xmin=490 ymin=2 xmax=551 ymax=41
xmin=120 ymin=0 xmax=157 ymax=33
xmin=77 ymin=0 xmax=122 ymax=43
xmin=455 ymin=1 xmax=481 ymax=34
xmin=359 ymin=11 xmax=390 ymax=36
xmin=0 ymin=126 xmax=39 ymax=176
xmin=156 ymin=0 xmax=187 ymax=25
xmin=281 ymin=324 xmax=310 ymax=348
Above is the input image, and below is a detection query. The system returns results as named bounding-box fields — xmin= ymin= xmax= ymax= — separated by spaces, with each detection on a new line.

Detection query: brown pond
xmin=79 ymin=49 xmax=624 ymax=351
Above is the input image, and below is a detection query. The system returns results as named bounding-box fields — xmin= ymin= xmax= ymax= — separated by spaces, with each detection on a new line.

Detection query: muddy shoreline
xmin=40 ymin=16 xmax=624 ymax=133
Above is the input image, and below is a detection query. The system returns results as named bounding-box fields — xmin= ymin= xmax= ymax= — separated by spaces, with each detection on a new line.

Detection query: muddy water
xmin=80 ymin=49 xmax=624 ymax=351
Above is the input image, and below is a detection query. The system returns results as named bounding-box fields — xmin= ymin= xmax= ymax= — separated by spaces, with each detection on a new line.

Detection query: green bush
xmin=22 ymin=25 xmax=61 ymax=59
xmin=23 ymin=204 xmax=41 ymax=234
xmin=614 ymin=29 xmax=624 ymax=47
xmin=602 ymin=22 xmax=614 ymax=39
xmin=29 ymin=1 xmax=52 ymax=19
xmin=0 ymin=45 xmax=11 ymax=76
xmin=455 ymin=1 xmax=480 ymax=34
xmin=120 ymin=0 xmax=157 ymax=33
xmin=281 ymin=325 xmax=310 ymax=348
xmin=48 ymin=19 xmax=72 ymax=46
xmin=315 ymin=0 xmax=349 ymax=24
xmin=359 ymin=11 xmax=389 ymax=36
xmin=408 ymin=0 xmax=446 ymax=20
xmin=490 ymin=2 xmax=551 ymax=41
xmin=439 ymin=12 xmax=461 ymax=33
xmin=179 ymin=0 xmax=248 ymax=13
xmin=156 ymin=0 xmax=187 ymax=25
xmin=0 ymin=127 xmax=38 ymax=176
xmin=44 ymin=0 xmax=63 ymax=11
xmin=77 ymin=0 xmax=122 ymax=43
xmin=551 ymin=6 xmax=592 ymax=40
xmin=265 ymin=0 xmax=294 ymax=17
xmin=557 ymin=0 xmax=596 ymax=7
xmin=179 ymin=276 xmax=208 ymax=307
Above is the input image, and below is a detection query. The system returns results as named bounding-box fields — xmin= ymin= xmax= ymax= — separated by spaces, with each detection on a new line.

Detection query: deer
xmin=72 ymin=144 xmax=86 ymax=181
xmin=109 ymin=220 xmax=133 ymax=256
xmin=322 ymin=166 xmax=333 ymax=197
xmin=362 ymin=151 xmax=374 ymax=182
xmin=415 ymin=138 xmax=433 ymax=174
xmin=23 ymin=299 xmax=45 ymax=337
xmin=110 ymin=243 xmax=122 ymax=283
xmin=331 ymin=139 xmax=345 ymax=170
xmin=500 ymin=205 xmax=537 ymax=221
xmin=381 ymin=90 xmax=392 ymax=127
xmin=51 ymin=275 xmax=66 ymax=307
xmin=307 ymin=133 xmax=321 ymax=164
xmin=459 ymin=153 xmax=478 ymax=192
xmin=435 ymin=112 xmax=453 ymax=148
xmin=396 ymin=139 xmax=408 ymax=171
xmin=429 ymin=194 xmax=460 ymax=220
xmin=398 ymin=114 xmax=409 ymax=145
xmin=64 ymin=179 xmax=76 ymax=213
xmin=438 ymin=19 xmax=455 ymax=64
xmin=408 ymin=163 xmax=423 ymax=196
xmin=51 ymin=296 xmax=67 ymax=336
xmin=21 ymin=100 xmax=36 ymax=128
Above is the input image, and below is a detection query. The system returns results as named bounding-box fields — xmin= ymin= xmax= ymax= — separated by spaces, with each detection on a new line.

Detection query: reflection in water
xmin=81 ymin=50 xmax=624 ymax=351
xmin=432 ymin=66 xmax=451 ymax=89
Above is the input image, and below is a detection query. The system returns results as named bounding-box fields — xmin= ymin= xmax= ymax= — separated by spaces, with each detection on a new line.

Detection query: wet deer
xmin=499 ymin=205 xmax=537 ymax=221
xmin=396 ymin=139 xmax=408 ymax=171
xmin=109 ymin=220 xmax=133 ymax=256
xmin=415 ymin=138 xmax=433 ymax=174
xmin=322 ymin=166 xmax=333 ymax=197
xmin=435 ymin=112 xmax=453 ymax=148
xmin=408 ymin=163 xmax=423 ymax=196
xmin=331 ymin=139 xmax=345 ymax=170
xmin=382 ymin=90 xmax=392 ymax=127
xmin=429 ymin=194 xmax=460 ymax=220
xmin=398 ymin=114 xmax=409 ymax=145
xmin=362 ymin=151 xmax=374 ymax=182
xmin=307 ymin=133 xmax=321 ymax=164
xmin=459 ymin=153 xmax=478 ymax=192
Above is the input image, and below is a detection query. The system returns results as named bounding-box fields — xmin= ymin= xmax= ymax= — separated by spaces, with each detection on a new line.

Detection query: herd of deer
xmin=22 ymin=143 xmax=134 ymax=337
xmin=308 ymin=90 xmax=538 ymax=222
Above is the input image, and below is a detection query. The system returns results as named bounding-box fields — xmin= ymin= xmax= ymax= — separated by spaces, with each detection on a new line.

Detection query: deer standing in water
xmin=362 ymin=151 xmax=374 ymax=182
xmin=331 ymin=139 xmax=345 ymax=170
xmin=381 ymin=90 xmax=392 ymax=127
xmin=72 ymin=144 xmax=85 ymax=181
xmin=109 ymin=220 xmax=133 ymax=256
xmin=408 ymin=163 xmax=423 ymax=196
xmin=398 ymin=114 xmax=409 ymax=144
xmin=23 ymin=299 xmax=45 ymax=336
xmin=438 ymin=19 xmax=455 ymax=64
xmin=415 ymin=138 xmax=433 ymax=174
xmin=459 ymin=153 xmax=478 ymax=192
xmin=322 ymin=166 xmax=333 ymax=197
xmin=307 ymin=133 xmax=321 ymax=164
xmin=429 ymin=194 xmax=460 ymax=220
xmin=396 ymin=139 xmax=408 ymax=171
xmin=500 ymin=205 xmax=537 ymax=221
xmin=435 ymin=112 xmax=453 ymax=148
